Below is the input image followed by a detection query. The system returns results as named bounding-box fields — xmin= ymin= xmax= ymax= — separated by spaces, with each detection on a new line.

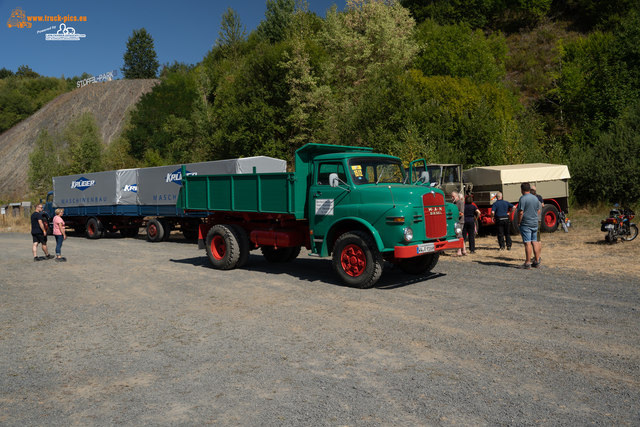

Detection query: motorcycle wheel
xmin=624 ymin=224 xmax=638 ymax=241
xmin=607 ymin=230 xmax=617 ymax=243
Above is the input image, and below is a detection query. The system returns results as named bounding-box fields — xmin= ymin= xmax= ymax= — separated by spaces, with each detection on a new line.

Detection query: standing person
xmin=31 ymin=204 xmax=54 ymax=262
xmin=452 ymin=191 xmax=467 ymax=256
xmin=463 ymin=195 xmax=481 ymax=254
xmin=516 ymin=183 xmax=541 ymax=269
xmin=52 ymin=208 xmax=67 ymax=262
xmin=491 ymin=192 xmax=514 ymax=251
xmin=531 ymin=186 xmax=544 ymax=264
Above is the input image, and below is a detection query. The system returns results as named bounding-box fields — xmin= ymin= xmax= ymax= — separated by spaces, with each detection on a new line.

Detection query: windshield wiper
xmin=376 ymin=169 xmax=385 ymax=185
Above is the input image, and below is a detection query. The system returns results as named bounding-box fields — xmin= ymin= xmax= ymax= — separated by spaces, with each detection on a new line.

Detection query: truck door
xmin=308 ymin=161 xmax=350 ymax=253
xmin=441 ymin=165 xmax=463 ymax=199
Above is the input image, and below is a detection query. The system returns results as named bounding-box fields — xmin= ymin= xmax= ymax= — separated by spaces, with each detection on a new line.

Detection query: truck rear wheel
xmin=206 ymin=225 xmax=241 ymax=270
xmin=146 ymin=219 xmax=164 ymax=242
xmin=332 ymin=231 xmax=383 ymax=289
xmin=230 ymin=225 xmax=251 ymax=268
xmin=399 ymin=253 xmax=439 ymax=275
xmin=541 ymin=205 xmax=559 ymax=233
xmin=86 ymin=218 xmax=102 ymax=239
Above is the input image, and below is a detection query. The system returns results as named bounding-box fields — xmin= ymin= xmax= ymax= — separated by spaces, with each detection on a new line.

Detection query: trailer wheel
xmin=206 ymin=225 xmax=241 ymax=270
xmin=146 ymin=219 xmax=164 ymax=242
xmin=541 ymin=205 xmax=559 ymax=233
xmin=261 ymin=246 xmax=294 ymax=263
xmin=160 ymin=219 xmax=171 ymax=241
xmin=86 ymin=218 xmax=102 ymax=239
xmin=399 ymin=253 xmax=439 ymax=275
xmin=332 ymin=231 xmax=383 ymax=289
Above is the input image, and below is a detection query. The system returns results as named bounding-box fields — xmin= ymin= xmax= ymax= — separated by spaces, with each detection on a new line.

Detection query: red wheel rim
xmin=341 ymin=244 xmax=366 ymax=277
xmin=148 ymin=224 xmax=157 ymax=238
xmin=544 ymin=211 xmax=556 ymax=228
xmin=88 ymin=223 xmax=96 ymax=235
xmin=211 ymin=235 xmax=226 ymax=260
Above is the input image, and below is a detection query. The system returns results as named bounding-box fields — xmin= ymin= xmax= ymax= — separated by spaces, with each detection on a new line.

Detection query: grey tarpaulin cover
xmin=53 ymin=156 xmax=287 ymax=208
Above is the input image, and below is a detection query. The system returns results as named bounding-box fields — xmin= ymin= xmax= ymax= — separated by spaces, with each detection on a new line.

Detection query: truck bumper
xmin=394 ymin=238 xmax=464 ymax=258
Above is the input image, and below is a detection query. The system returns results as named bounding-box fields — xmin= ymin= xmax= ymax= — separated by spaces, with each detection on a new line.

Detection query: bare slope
xmin=0 ymin=79 xmax=158 ymax=199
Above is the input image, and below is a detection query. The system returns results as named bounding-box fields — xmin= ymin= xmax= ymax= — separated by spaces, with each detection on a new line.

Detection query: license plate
xmin=417 ymin=243 xmax=435 ymax=254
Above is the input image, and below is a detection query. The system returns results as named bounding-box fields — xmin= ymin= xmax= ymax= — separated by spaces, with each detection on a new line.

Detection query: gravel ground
xmin=1 ymin=231 xmax=638 ymax=426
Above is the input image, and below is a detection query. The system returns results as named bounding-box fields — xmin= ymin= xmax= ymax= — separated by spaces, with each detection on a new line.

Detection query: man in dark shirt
xmin=31 ymin=204 xmax=54 ymax=262
xmin=491 ymin=192 xmax=514 ymax=251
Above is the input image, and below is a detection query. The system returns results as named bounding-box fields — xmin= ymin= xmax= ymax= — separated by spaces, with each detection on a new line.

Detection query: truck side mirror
xmin=420 ymin=171 xmax=429 ymax=183
xmin=329 ymin=173 xmax=340 ymax=188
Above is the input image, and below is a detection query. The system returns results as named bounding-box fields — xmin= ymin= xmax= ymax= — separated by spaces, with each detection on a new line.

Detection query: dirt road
xmin=1 ymin=230 xmax=638 ymax=426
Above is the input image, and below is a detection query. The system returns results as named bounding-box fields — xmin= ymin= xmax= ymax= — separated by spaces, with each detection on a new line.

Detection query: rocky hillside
xmin=0 ymin=79 xmax=158 ymax=200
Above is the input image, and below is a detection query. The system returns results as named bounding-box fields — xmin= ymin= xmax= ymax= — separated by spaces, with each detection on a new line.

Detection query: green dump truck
xmin=179 ymin=144 xmax=463 ymax=288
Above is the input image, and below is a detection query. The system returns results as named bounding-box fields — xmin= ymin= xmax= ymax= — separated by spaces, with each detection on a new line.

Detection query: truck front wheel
xmin=399 ymin=253 xmax=439 ymax=275
xmin=332 ymin=231 xmax=383 ymax=289
xmin=206 ymin=225 xmax=241 ymax=270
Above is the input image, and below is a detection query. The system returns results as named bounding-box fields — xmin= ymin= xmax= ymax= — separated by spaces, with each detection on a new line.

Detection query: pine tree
xmin=121 ymin=28 xmax=160 ymax=79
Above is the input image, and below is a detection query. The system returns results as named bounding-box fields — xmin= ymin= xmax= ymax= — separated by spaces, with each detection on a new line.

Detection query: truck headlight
xmin=403 ymin=227 xmax=413 ymax=242
xmin=454 ymin=222 xmax=463 ymax=238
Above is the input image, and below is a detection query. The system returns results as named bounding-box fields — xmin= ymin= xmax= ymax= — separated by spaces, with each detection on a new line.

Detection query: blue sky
xmin=1 ymin=0 xmax=342 ymax=79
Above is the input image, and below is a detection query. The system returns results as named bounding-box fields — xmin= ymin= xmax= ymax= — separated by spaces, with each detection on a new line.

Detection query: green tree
xmin=320 ymin=0 xmax=419 ymax=91
xmin=0 ymin=67 xmax=14 ymax=79
xmin=216 ymin=7 xmax=247 ymax=58
xmin=121 ymin=28 xmax=160 ymax=79
xmin=257 ymin=0 xmax=296 ymax=43
xmin=28 ymin=129 xmax=66 ymax=194
xmin=15 ymin=65 xmax=40 ymax=78
xmin=413 ymin=20 xmax=507 ymax=84
xmin=63 ymin=112 xmax=103 ymax=175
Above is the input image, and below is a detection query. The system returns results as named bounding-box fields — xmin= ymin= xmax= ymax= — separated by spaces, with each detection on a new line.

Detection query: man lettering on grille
xmin=491 ymin=192 xmax=514 ymax=251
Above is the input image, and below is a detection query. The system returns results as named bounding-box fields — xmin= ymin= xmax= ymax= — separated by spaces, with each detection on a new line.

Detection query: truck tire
xmin=146 ymin=219 xmax=164 ymax=242
xmin=229 ymin=225 xmax=251 ymax=268
xmin=541 ymin=205 xmax=559 ymax=233
xmin=399 ymin=253 xmax=439 ymax=275
xmin=86 ymin=218 xmax=102 ymax=239
xmin=332 ymin=231 xmax=383 ymax=289
xmin=206 ymin=225 xmax=241 ymax=270
xmin=261 ymin=246 xmax=294 ymax=263
xmin=182 ymin=229 xmax=198 ymax=240
xmin=160 ymin=219 xmax=171 ymax=241
xmin=286 ymin=246 xmax=302 ymax=262
xmin=510 ymin=217 xmax=519 ymax=236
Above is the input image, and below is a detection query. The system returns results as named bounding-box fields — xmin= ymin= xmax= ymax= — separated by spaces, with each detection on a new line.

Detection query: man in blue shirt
xmin=517 ymin=182 xmax=541 ymax=269
xmin=491 ymin=192 xmax=514 ymax=251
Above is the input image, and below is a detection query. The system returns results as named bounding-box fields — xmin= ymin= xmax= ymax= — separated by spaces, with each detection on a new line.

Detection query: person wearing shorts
xmin=516 ymin=183 xmax=541 ymax=269
xmin=531 ymin=186 xmax=544 ymax=264
xmin=31 ymin=204 xmax=54 ymax=262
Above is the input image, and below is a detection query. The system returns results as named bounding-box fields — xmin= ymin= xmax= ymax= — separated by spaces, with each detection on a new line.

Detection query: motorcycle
xmin=601 ymin=204 xmax=638 ymax=243
xmin=557 ymin=210 xmax=570 ymax=233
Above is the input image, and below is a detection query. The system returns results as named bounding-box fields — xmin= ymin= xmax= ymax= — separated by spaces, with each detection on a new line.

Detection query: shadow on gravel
xmin=475 ymin=260 xmax=517 ymax=268
xmin=169 ymin=254 xmax=447 ymax=289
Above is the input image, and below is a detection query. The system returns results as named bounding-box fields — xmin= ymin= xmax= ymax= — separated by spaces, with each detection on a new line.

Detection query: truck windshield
xmin=348 ymin=158 xmax=406 ymax=185
xmin=426 ymin=166 xmax=442 ymax=185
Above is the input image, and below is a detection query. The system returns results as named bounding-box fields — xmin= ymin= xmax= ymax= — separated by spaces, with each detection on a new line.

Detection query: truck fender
xmin=320 ymin=217 xmax=385 ymax=257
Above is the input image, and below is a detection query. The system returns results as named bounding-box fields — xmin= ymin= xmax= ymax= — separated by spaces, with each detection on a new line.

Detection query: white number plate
xmin=417 ymin=243 xmax=435 ymax=254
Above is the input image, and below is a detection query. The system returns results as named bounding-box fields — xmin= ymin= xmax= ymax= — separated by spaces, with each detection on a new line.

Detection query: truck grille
xmin=422 ymin=192 xmax=447 ymax=239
